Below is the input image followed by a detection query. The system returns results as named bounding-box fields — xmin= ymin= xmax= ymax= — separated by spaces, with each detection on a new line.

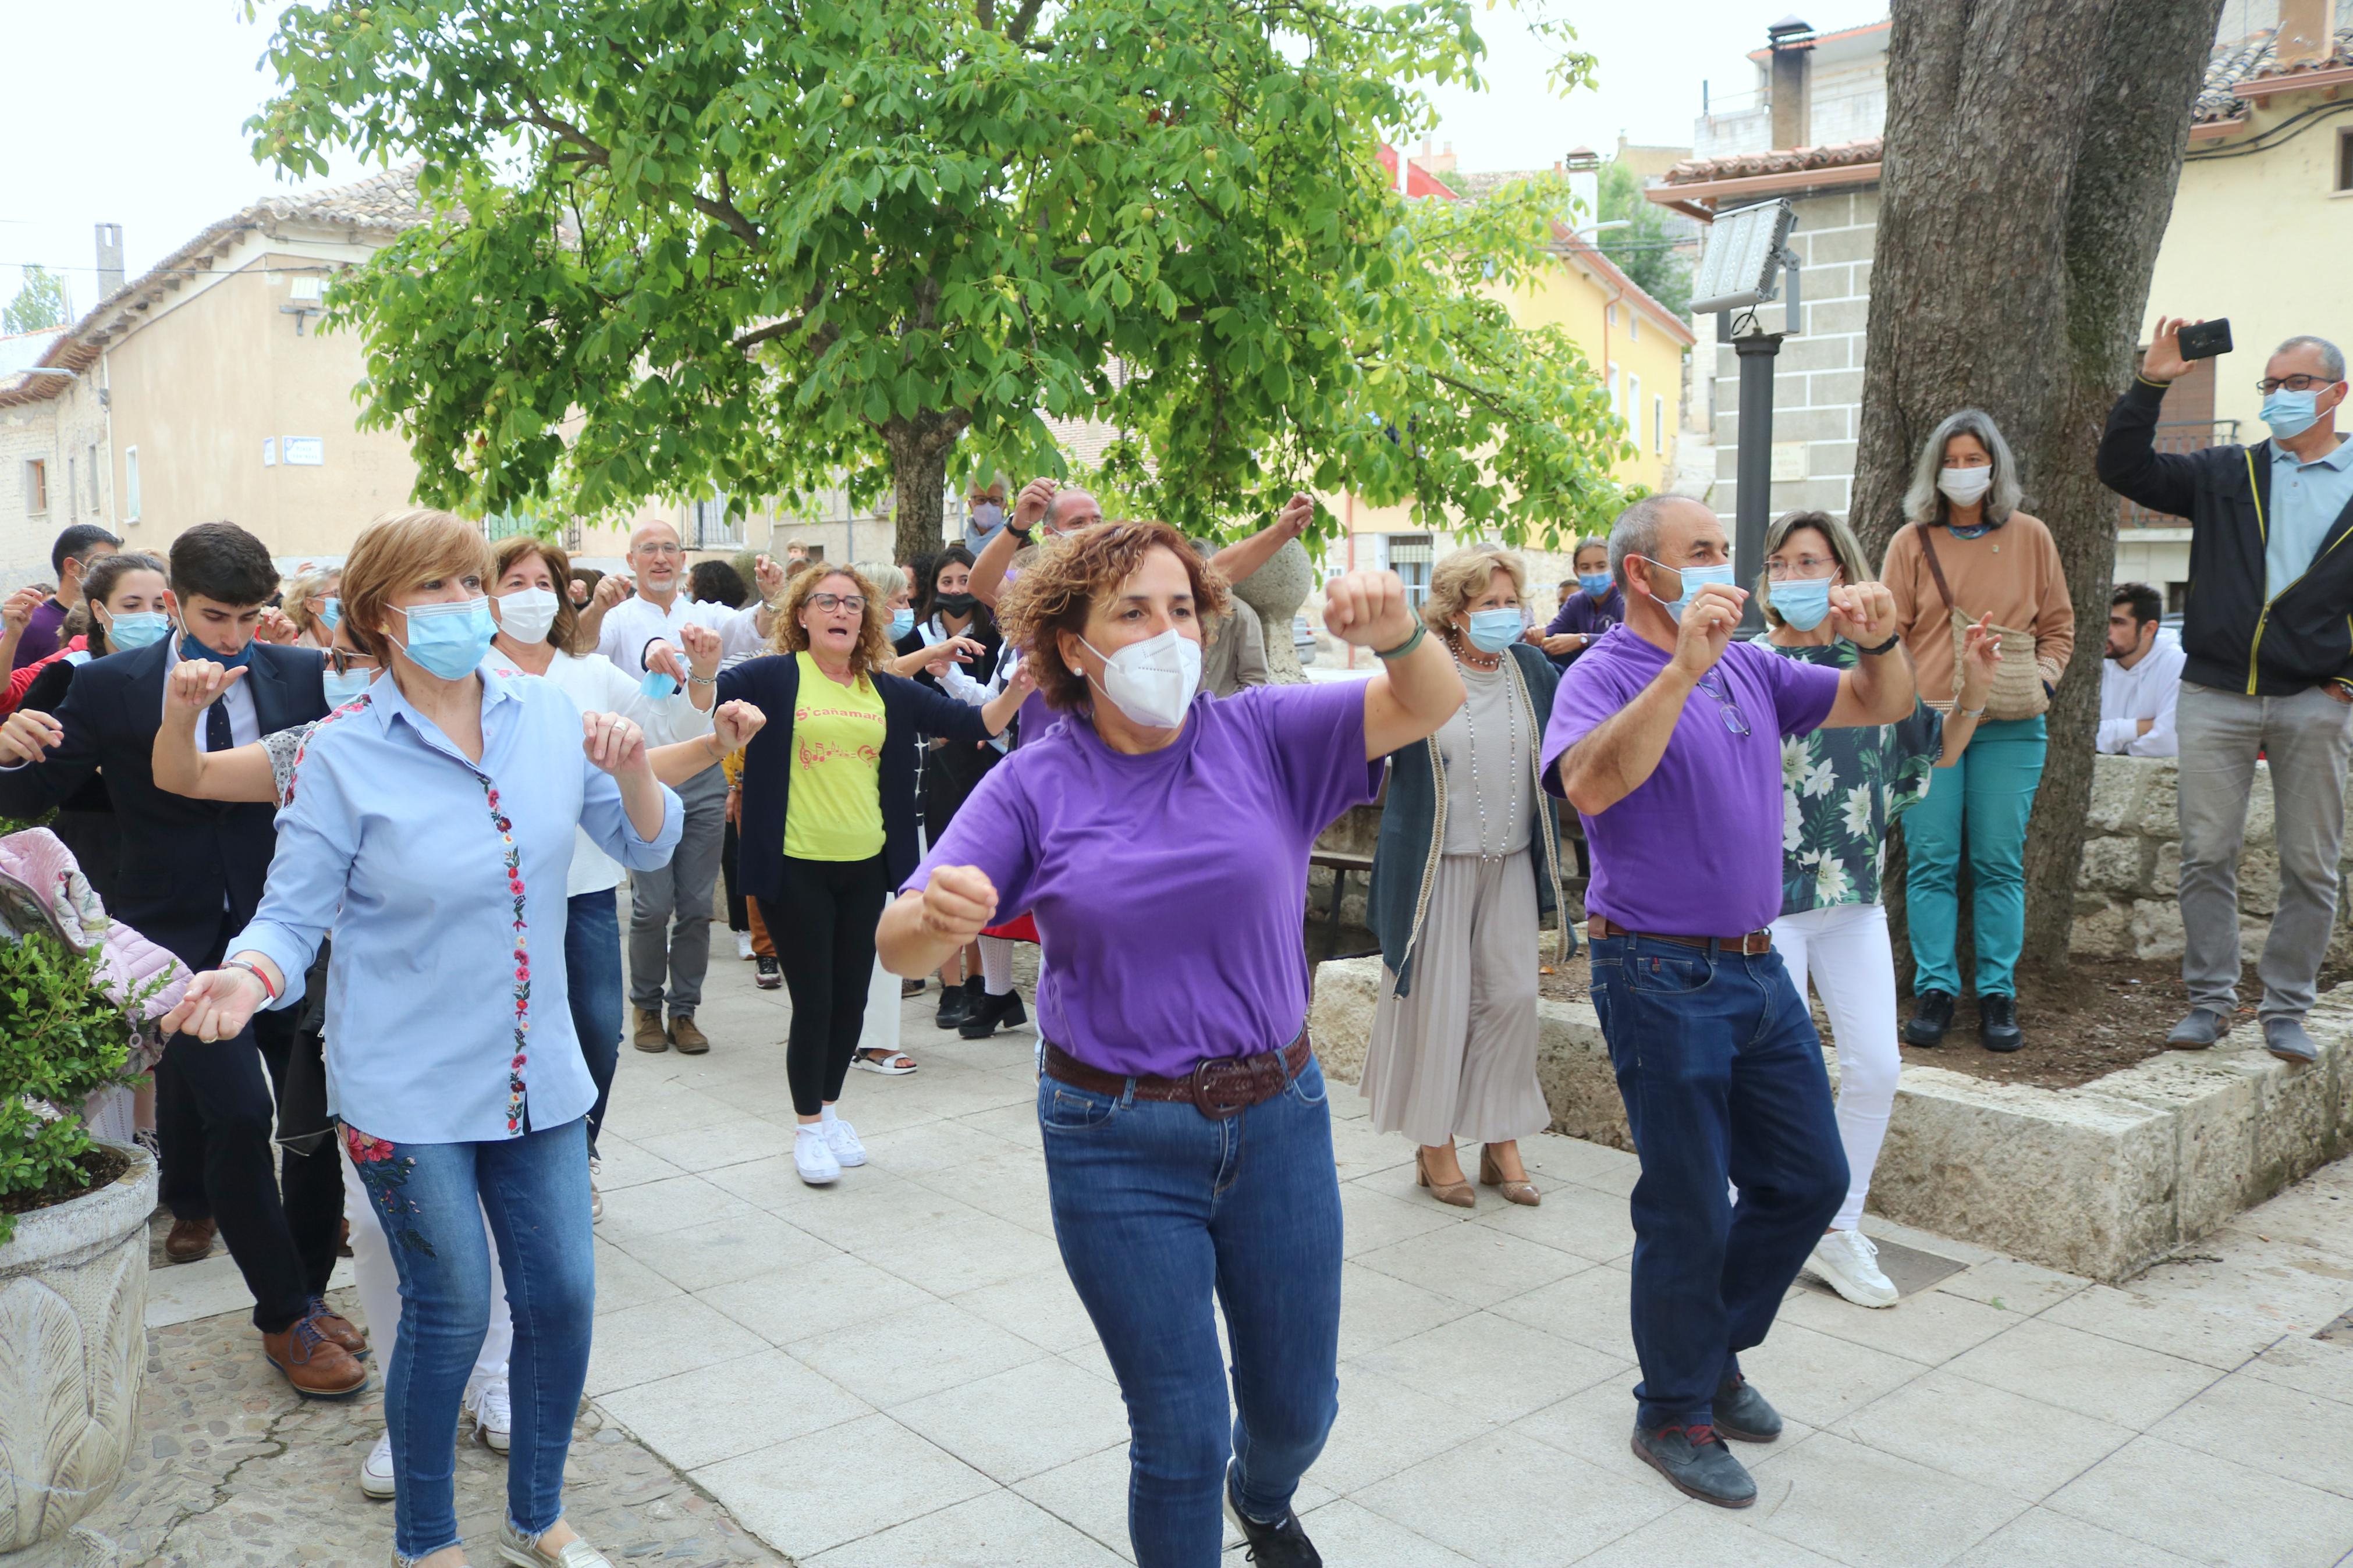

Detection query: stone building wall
xmin=2070 ymin=752 xmax=2353 ymax=965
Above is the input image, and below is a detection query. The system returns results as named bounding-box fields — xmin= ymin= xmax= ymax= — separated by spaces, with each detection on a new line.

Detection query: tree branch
xmin=1006 ymin=0 xmax=1046 ymax=41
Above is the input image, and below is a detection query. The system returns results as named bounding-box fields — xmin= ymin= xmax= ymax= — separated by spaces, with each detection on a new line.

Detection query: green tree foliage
xmin=1595 ymin=161 xmax=1692 ymax=321
xmin=0 ymin=931 xmax=144 ymax=1245
xmin=253 ymin=0 xmax=1635 ymax=559
xmin=2 ymin=266 xmax=69 ymax=337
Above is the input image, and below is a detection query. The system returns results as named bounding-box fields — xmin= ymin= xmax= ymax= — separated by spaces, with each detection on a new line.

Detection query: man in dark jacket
xmin=2097 ymin=321 xmax=2353 ymax=1064
xmin=0 ymin=522 xmax=361 ymax=1395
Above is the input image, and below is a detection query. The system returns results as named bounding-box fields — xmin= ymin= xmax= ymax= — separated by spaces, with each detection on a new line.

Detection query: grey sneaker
xmin=1713 ymin=1374 xmax=1785 ymax=1442
xmin=1630 ymin=1419 xmax=1756 ymax=1507
xmin=2166 ymin=1007 xmax=2232 ymax=1050
xmin=2264 ymin=1015 xmax=2319 ymax=1064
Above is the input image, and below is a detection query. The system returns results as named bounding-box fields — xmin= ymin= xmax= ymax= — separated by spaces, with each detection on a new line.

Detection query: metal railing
xmin=2118 ymin=421 xmax=2239 ymax=529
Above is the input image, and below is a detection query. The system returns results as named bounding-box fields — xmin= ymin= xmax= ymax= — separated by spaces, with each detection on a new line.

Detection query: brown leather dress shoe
xmin=633 ymin=1007 xmax=669 ymax=1053
xmin=165 ymin=1215 xmax=217 ymax=1264
xmin=262 ymin=1315 xmax=367 ymax=1398
xmin=307 ymin=1296 xmax=369 ymax=1358
xmin=669 ymin=1014 xmax=710 ymax=1055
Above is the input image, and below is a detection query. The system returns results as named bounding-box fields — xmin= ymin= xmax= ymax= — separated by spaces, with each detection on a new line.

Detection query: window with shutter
xmin=123 ymin=448 xmax=140 ymax=522
xmin=22 ymin=458 xmax=47 ymax=515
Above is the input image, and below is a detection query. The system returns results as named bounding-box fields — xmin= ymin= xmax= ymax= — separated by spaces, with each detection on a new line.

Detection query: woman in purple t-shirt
xmin=879 ymin=521 xmax=1461 ymax=1568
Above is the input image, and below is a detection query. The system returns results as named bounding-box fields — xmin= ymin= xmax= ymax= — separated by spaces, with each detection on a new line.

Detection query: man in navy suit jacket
xmin=0 ymin=523 xmax=361 ymax=1395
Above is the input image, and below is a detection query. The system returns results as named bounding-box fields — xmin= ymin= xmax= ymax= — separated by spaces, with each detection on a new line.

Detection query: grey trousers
xmin=2176 ymin=682 xmax=2353 ymax=1021
xmin=630 ymin=765 xmax=729 ymax=1015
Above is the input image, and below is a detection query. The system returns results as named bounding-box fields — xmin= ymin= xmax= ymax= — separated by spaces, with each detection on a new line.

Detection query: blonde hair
xmin=767 ymin=564 xmax=894 ymax=675
xmin=340 ymin=509 xmax=494 ymax=665
xmin=852 ymin=560 xmax=911 ymax=609
xmin=283 ymin=565 xmax=342 ymax=642
xmin=492 ymin=535 xmax=585 ymax=653
xmin=1421 ymin=545 xmax=1528 ymax=636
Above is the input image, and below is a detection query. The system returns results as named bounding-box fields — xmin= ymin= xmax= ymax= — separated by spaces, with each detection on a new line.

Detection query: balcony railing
xmin=2118 ymin=421 xmax=2238 ymax=528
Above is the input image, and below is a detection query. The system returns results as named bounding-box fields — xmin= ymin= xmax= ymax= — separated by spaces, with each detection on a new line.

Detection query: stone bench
xmin=1309 ymin=953 xmax=2353 ymax=1282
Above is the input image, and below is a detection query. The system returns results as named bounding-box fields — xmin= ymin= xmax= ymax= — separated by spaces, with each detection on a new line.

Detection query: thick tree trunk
xmin=1851 ymin=0 xmax=2220 ymax=981
xmin=885 ymin=412 xmax=969 ymax=567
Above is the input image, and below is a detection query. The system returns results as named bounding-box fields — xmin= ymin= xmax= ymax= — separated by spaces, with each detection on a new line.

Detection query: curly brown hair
xmin=766 ymin=564 xmax=894 ymax=675
xmin=997 ymin=521 xmax=1230 ymax=713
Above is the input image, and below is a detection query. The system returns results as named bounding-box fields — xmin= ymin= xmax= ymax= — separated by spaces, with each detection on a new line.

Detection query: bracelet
xmin=1857 ymin=633 xmax=1903 ymax=656
xmin=688 ymin=675 xmax=716 ymax=687
xmin=1004 ymin=523 xmax=1034 ymax=543
xmin=1957 ymin=704 xmax=1987 ymax=720
xmin=223 ymin=958 xmax=279 ymax=1004
xmin=1375 ymin=623 xmax=1426 ymax=661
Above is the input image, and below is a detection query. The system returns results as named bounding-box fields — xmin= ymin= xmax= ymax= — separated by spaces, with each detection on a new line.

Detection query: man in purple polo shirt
xmin=13 ymin=523 xmax=120 ymax=670
xmin=1532 ymin=535 xmax=1621 ymax=669
xmin=1543 ymin=494 xmax=1914 ymax=1509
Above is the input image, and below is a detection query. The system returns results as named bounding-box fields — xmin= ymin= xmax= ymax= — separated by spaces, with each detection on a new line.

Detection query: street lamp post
xmin=1691 ymin=200 xmax=1803 ymax=628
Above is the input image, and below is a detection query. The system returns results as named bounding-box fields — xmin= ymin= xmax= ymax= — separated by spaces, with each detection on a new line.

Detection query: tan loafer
xmin=632 ymin=1007 xmax=668 ymax=1053
xmin=668 ymin=1014 xmax=709 ymax=1055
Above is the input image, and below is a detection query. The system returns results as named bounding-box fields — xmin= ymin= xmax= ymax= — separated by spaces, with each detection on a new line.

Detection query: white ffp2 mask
xmin=1081 ymin=628 xmax=1201 ymax=730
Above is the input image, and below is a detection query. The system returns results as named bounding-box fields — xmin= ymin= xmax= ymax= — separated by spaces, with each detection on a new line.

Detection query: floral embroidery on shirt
xmin=342 ymin=1122 xmax=435 ymax=1257
xmin=480 ymin=777 xmax=532 ymax=1135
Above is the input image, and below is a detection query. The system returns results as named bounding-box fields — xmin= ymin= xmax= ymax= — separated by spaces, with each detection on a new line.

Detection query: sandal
xmin=853 ymin=1047 xmax=918 ymax=1075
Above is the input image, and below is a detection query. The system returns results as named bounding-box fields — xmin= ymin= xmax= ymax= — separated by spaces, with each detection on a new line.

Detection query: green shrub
xmin=0 ymin=930 xmax=146 ymax=1246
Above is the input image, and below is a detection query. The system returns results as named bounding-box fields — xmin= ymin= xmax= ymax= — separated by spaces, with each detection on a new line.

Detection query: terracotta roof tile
xmin=2196 ymin=25 xmax=2353 ymax=121
xmin=1662 ymin=138 xmax=1882 ymax=187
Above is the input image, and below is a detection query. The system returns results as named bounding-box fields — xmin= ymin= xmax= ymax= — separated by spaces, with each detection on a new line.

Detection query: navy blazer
xmin=0 ymin=638 xmax=328 ymax=967
xmin=716 ymin=652 xmax=994 ymax=902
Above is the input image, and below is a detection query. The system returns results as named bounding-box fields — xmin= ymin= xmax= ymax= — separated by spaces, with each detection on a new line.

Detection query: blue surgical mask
xmin=322 ymin=667 xmax=374 ymax=706
xmin=889 ymin=607 xmax=915 ymax=640
xmin=316 ymin=596 xmax=343 ymax=630
xmin=640 ymin=669 xmax=680 ymax=701
xmin=1639 ymin=558 xmax=1737 ymax=621
xmin=1578 ymin=571 xmax=1613 ymax=598
xmin=1465 ymin=607 xmax=1524 ymax=653
xmin=1771 ymin=576 xmax=1833 ymax=632
xmin=390 ymin=597 xmax=495 ymax=680
xmin=179 ymin=630 xmax=252 ymax=669
xmin=107 ymin=610 xmax=172 ymax=650
xmin=2262 ymin=388 xmax=2322 ymax=440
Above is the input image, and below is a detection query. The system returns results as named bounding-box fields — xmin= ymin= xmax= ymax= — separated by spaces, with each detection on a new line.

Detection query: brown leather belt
xmin=1587 ymin=916 xmax=1772 ymax=957
xmin=1042 ymin=1034 xmax=1314 ymax=1121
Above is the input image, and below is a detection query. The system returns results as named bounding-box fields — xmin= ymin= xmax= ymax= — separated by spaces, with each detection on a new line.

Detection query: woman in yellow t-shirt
xmin=716 ymin=567 xmax=1030 ymax=1185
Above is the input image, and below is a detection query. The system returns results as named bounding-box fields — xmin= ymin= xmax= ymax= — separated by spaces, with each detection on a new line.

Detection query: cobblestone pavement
xmin=45 ymin=1285 xmax=789 ymax=1568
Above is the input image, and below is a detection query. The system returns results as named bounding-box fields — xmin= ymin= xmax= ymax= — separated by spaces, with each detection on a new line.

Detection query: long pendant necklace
xmin=1450 ymin=644 xmax=1518 ymax=862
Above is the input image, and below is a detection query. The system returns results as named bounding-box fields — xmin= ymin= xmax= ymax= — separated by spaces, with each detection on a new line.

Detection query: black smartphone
xmin=2178 ymin=319 xmax=2233 ymax=360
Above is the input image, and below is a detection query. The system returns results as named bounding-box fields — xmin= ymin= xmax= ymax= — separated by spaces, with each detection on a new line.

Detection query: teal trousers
xmin=1904 ymin=714 xmax=2046 ymax=998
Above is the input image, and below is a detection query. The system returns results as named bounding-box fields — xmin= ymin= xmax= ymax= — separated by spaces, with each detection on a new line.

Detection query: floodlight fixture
xmin=1690 ymin=198 xmax=1799 ymax=317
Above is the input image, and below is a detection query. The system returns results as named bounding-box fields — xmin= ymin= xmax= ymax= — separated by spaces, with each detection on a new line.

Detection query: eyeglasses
xmin=325 ymin=649 xmax=378 ymax=675
xmin=1766 ymin=556 xmax=1839 ymax=582
xmin=634 ymin=543 xmax=686 ymax=559
xmin=2256 ymin=374 xmax=2339 ymax=395
xmin=809 ymin=593 xmax=867 ymax=614
xmin=1696 ymin=671 xmax=1751 ymax=736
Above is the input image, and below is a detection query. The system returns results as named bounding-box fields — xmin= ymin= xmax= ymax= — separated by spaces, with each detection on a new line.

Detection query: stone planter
xmin=0 ymin=1140 xmax=154 ymax=1550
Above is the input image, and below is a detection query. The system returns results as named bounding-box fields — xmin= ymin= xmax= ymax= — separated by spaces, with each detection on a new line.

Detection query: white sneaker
xmin=736 ymin=930 xmax=755 ymax=961
xmin=793 ymin=1125 xmax=842 ymax=1185
xmin=466 ymin=1373 xmax=512 ymax=1453
xmin=361 ymin=1430 xmax=396 ymax=1499
xmin=819 ymin=1112 xmax=867 ymax=1168
xmin=1808 ymin=1228 xmax=1898 ymax=1308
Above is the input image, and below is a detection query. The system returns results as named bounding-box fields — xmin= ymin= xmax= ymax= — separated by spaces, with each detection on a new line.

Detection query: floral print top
xmin=1761 ymin=637 xmax=1943 ymax=913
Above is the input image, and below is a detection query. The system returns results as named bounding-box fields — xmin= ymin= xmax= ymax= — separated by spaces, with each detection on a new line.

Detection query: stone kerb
xmin=1309 ymin=953 xmax=2353 ymax=1282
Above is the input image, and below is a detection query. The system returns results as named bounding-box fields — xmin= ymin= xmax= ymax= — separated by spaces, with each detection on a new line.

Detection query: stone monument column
xmin=1229 ymin=538 xmax=1315 ymax=685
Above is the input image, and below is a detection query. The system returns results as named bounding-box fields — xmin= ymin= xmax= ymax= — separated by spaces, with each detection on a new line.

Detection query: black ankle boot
xmin=959 ymin=987 xmax=1028 ymax=1039
xmin=935 ymin=976 xmax=981 ymax=1030
xmin=1979 ymin=993 xmax=2024 ymax=1053
xmin=1903 ymin=989 xmax=1954 ymax=1047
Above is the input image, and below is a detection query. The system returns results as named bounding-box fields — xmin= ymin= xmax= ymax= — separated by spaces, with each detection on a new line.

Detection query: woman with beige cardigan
xmin=1880 ymin=410 xmax=2074 ymax=1054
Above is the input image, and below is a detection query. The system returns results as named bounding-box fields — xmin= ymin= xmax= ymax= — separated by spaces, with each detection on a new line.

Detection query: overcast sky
xmin=0 ymin=1 xmax=1836 ymax=319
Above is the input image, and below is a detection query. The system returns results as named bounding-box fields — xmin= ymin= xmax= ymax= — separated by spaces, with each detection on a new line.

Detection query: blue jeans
xmin=1588 ymin=935 xmax=1847 ymax=1430
xmin=1904 ymin=714 xmax=2046 ymax=997
xmin=566 ymin=888 xmax=625 ymax=1155
xmin=343 ymin=1117 xmax=596 ymax=1559
xmin=1039 ymin=1055 xmax=1342 ymax=1567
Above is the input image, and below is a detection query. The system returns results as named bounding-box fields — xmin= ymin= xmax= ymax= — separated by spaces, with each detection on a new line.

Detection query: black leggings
xmin=758 ymin=854 xmax=890 ymax=1117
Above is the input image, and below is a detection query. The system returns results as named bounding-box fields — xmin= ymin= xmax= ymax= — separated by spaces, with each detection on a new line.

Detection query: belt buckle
xmin=1189 ymin=1057 xmax=1255 ymax=1120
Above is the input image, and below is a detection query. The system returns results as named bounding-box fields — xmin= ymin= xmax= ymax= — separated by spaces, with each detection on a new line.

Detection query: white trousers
xmin=341 ymin=1144 xmax=512 ymax=1385
xmin=1768 ymin=901 xmax=1901 ymax=1232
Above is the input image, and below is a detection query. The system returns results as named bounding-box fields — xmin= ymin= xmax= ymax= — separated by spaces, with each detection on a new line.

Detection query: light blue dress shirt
xmin=233 ymin=664 xmax=683 ymax=1145
xmin=2266 ymin=435 xmax=2353 ymax=600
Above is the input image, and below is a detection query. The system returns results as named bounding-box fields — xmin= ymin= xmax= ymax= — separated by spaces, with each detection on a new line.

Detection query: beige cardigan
xmin=1881 ymin=513 xmax=2075 ymax=710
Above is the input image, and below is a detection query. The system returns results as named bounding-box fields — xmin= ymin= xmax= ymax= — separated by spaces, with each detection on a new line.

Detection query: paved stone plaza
xmin=76 ymin=954 xmax=2353 ymax=1567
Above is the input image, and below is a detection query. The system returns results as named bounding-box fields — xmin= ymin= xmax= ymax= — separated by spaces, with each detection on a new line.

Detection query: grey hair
xmin=1757 ymin=510 xmax=1871 ymax=630
xmin=2274 ymin=335 xmax=2347 ymax=381
xmin=851 ymin=560 xmax=908 ymax=604
xmin=1903 ymin=408 xmax=2022 ymax=527
xmin=1607 ymin=493 xmax=1704 ymax=591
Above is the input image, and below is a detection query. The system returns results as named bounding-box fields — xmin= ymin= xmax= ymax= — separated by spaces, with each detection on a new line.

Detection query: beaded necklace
xmin=1446 ymin=635 xmax=1519 ymax=862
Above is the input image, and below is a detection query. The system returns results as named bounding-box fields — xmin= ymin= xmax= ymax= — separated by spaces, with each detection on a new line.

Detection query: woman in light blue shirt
xmin=165 ymin=509 xmax=683 ymax=1568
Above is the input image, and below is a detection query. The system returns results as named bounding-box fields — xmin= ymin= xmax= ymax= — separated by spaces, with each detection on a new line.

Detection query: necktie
xmin=205 ymin=699 xmax=231 ymax=755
